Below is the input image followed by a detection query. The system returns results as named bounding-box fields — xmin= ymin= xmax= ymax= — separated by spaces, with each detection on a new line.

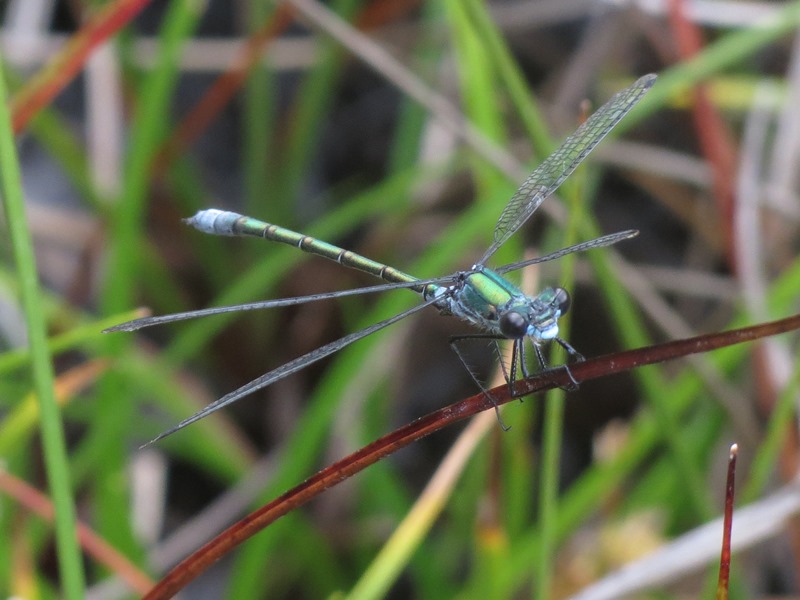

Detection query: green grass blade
xmin=0 ymin=56 xmax=85 ymax=600
xmin=93 ymin=0 xmax=205 ymax=563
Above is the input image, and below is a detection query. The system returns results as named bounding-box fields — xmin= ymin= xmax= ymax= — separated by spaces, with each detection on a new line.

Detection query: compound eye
xmin=500 ymin=310 xmax=528 ymax=338
xmin=553 ymin=287 xmax=571 ymax=316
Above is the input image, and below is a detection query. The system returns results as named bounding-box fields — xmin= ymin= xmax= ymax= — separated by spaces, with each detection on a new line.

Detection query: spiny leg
xmin=511 ymin=338 xmax=534 ymax=401
xmin=492 ymin=337 xmax=532 ymax=409
xmin=534 ymin=339 xmax=580 ymax=392
xmin=492 ymin=338 xmax=512 ymax=384
xmin=449 ymin=334 xmax=511 ymax=431
xmin=517 ymin=338 xmax=532 ymax=380
xmin=507 ymin=339 xmax=533 ymax=401
xmin=555 ymin=336 xmax=584 ymax=389
xmin=556 ymin=336 xmax=585 ymax=362
xmin=508 ymin=338 xmax=518 ymax=391
xmin=493 ymin=338 xmax=537 ymax=402
xmin=534 ymin=343 xmax=548 ymax=371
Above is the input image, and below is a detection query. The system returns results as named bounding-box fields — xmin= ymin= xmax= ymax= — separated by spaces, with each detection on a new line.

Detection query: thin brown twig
xmin=143 ymin=311 xmax=800 ymax=599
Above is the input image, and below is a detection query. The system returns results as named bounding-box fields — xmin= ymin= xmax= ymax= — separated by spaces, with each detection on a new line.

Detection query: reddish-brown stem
xmin=0 ymin=469 xmax=154 ymax=594
xmin=10 ymin=0 xmax=153 ymax=133
xmin=716 ymin=443 xmax=737 ymax=600
xmin=144 ymin=312 xmax=800 ymax=599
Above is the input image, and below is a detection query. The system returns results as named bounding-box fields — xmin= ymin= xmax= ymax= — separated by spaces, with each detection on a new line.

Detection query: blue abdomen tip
xmin=186 ymin=209 xmax=240 ymax=235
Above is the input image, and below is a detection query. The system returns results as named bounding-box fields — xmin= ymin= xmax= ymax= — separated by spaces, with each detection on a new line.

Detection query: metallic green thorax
xmin=448 ymin=268 xmax=523 ymax=324
xmin=435 ymin=268 xmax=565 ymax=342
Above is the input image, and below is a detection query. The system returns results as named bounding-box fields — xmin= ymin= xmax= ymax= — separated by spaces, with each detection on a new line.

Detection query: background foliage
xmin=2 ymin=0 xmax=800 ymax=598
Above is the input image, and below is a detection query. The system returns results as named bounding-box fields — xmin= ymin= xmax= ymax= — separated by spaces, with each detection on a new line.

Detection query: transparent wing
xmin=478 ymin=73 xmax=656 ymax=265
xmin=494 ymin=230 xmax=638 ymax=275
xmin=141 ymin=296 xmax=440 ymax=447
xmin=103 ymin=275 xmax=453 ymax=333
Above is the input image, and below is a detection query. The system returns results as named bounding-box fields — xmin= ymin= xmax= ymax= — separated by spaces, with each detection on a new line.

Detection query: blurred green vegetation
xmin=3 ymin=1 xmax=800 ymax=599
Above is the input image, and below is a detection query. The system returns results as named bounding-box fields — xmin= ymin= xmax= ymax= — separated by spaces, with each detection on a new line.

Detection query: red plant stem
xmin=669 ymin=2 xmax=800 ymax=575
xmin=155 ymin=5 xmax=296 ymax=171
xmin=10 ymin=0 xmax=153 ymax=134
xmin=667 ymin=0 xmax=739 ymax=270
xmin=356 ymin=0 xmax=423 ymax=29
xmin=716 ymin=443 xmax=737 ymax=600
xmin=0 ymin=469 xmax=154 ymax=595
xmin=158 ymin=0 xmax=422 ymax=173
xmin=144 ymin=312 xmax=800 ymax=600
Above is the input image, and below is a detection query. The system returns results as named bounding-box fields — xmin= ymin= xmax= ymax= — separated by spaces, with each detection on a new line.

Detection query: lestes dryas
xmin=107 ymin=73 xmax=656 ymax=445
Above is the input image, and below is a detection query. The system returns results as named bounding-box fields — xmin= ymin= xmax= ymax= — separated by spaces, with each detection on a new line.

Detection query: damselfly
xmin=107 ymin=73 xmax=656 ymax=445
